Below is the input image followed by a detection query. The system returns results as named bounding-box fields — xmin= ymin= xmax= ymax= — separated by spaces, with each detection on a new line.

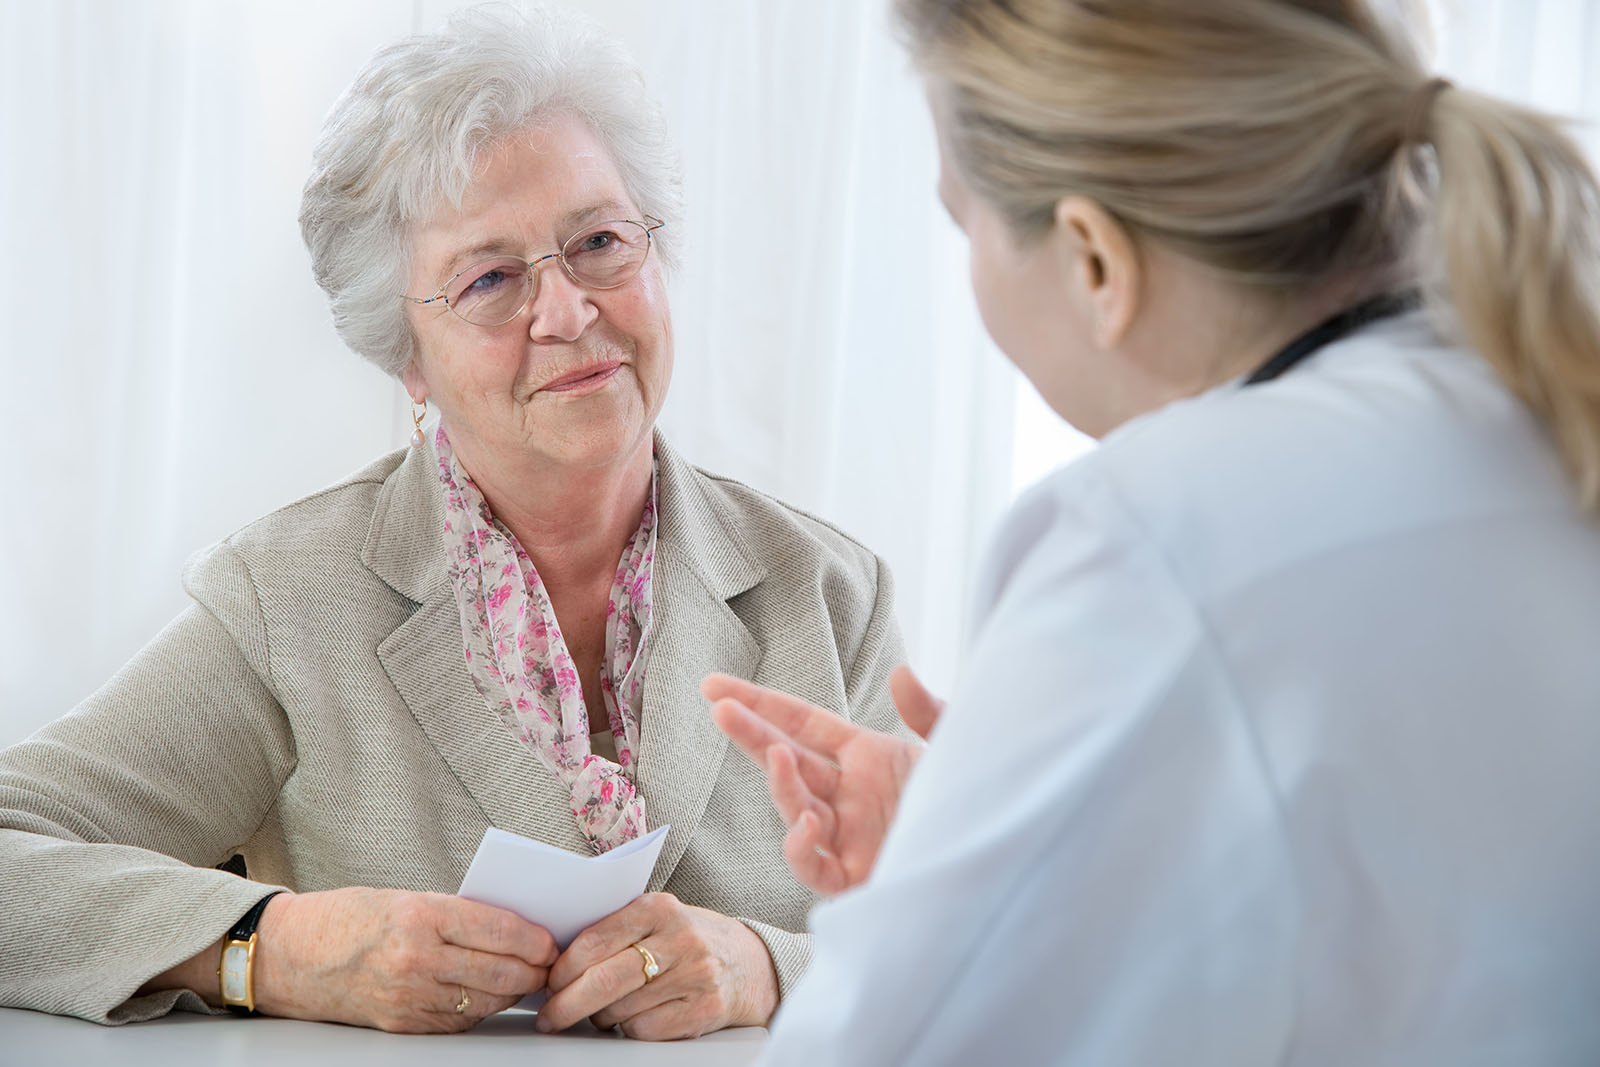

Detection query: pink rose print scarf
xmin=435 ymin=425 xmax=655 ymax=854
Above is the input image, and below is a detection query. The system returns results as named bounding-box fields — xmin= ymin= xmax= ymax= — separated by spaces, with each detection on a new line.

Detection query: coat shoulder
xmin=182 ymin=449 xmax=407 ymax=594
xmin=686 ymin=464 xmax=883 ymax=582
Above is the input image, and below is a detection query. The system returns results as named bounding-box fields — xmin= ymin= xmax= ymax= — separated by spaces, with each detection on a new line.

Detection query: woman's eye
xmin=575 ymin=230 xmax=617 ymax=254
xmin=467 ymin=269 xmax=510 ymax=293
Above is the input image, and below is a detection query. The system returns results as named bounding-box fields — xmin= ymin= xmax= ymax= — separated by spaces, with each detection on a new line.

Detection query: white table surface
xmin=0 ymin=1006 xmax=766 ymax=1066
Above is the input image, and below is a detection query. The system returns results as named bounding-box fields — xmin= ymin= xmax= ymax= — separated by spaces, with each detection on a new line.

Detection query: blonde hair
xmin=897 ymin=0 xmax=1600 ymax=509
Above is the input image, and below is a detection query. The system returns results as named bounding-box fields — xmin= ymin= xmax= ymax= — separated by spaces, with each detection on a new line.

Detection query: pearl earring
xmin=410 ymin=398 xmax=428 ymax=449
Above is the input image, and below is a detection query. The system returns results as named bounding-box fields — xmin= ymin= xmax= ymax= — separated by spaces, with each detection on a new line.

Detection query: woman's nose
xmin=525 ymin=261 xmax=599 ymax=343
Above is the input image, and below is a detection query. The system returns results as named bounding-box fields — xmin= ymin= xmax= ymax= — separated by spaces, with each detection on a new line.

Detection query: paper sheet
xmin=458 ymin=823 xmax=669 ymax=949
xmin=458 ymin=824 xmax=670 ymax=1010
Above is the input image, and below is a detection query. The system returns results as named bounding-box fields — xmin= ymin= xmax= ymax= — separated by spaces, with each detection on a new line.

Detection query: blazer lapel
xmin=638 ymin=433 xmax=764 ymax=890
xmin=365 ymin=443 xmax=587 ymax=855
xmin=361 ymin=433 xmax=768 ymax=881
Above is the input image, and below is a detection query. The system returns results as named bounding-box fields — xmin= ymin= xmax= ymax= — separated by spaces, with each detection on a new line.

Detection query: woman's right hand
xmin=250 ymin=887 xmax=556 ymax=1032
xmin=702 ymin=665 xmax=943 ymax=895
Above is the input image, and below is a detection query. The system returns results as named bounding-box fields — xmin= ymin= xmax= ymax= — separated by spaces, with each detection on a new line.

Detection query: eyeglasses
xmin=402 ymin=215 xmax=664 ymax=327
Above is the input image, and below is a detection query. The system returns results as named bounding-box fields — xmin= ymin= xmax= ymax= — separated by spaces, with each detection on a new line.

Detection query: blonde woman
xmin=708 ymin=0 xmax=1600 ymax=1062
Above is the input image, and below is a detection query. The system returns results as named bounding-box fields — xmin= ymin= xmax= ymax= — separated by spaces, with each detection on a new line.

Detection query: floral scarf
xmin=435 ymin=425 xmax=654 ymax=854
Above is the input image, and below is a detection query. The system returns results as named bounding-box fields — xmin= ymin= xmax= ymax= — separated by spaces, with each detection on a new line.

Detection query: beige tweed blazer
xmin=0 ymin=431 xmax=905 ymax=1024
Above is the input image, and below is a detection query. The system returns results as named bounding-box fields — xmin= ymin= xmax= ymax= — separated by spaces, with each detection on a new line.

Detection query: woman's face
xmin=930 ymin=91 xmax=1108 ymax=435
xmin=402 ymin=113 xmax=673 ymax=477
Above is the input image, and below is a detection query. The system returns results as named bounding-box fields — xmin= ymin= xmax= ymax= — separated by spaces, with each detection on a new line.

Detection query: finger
xmin=547 ymin=892 xmax=673 ymax=992
xmin=537 ymin=944 xmax=656 ymax=1033
xmin=765 ymin=743 xmax=833 ymax=831
xmin=701 ymin=674 xmax=859 ymax=756
xmin=421 ymin=984 xmax=520 ymax=1032
xmin=889 ymin=664 xmax=944 ymax=740
xmin=701 ymin=672 xmax=774 ymax=706
xmin=617 ymin=996 xmax=712 ymax=1042
xmin=783 ymin=810 xmax=848 ymax=895
xmin=587 ymin=965 xmax=681 ymax=1030
xmin=710 ymin=698 xmax=786 ymax=769
xmin=434 ymin=895 xmax=559 ymax=967
xmin=431 ymin=944 xmax=550 ymax=998
xmin=713 ymin=700 xmax=841 ymax=796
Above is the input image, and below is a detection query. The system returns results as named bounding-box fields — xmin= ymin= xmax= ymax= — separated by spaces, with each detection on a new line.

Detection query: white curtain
xmin=1431 ymin=0 xmax=1600 ymax=162
xmin=0 ymin=0 xmax=1014 ymax=745
xmin=5 ymin=1 xmax=1597 ymax=747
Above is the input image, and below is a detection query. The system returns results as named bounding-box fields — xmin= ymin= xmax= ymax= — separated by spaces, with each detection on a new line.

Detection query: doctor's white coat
xmin=764 ymin=313 xmax=1600 ymax=1066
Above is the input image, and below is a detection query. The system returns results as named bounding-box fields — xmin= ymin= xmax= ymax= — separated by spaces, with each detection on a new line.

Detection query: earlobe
xmin=401 ymin=361 xmax=427 ymax=402
xmin=1054 ymin=196 xmax=1139 ymax=348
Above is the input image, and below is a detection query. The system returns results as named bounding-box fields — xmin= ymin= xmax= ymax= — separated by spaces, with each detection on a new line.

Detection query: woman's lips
xmin=541 ymin=361 xmax=622 ymax=394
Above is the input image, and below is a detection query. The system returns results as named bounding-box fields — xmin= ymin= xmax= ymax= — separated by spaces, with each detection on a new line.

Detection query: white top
xmin=762 ymin=313 xmax=1600 ymax=1066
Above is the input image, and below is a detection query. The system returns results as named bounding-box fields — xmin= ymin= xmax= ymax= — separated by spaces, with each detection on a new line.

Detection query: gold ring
xmin=631 ymin=942 xmax=661 ymax=982
xmin=455 ymin=986 xmax=471 ymax=1014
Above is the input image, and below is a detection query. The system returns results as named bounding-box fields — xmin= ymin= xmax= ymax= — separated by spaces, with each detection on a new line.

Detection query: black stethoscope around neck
xmin=1242 ymin=290 xmax=1421 ymax=386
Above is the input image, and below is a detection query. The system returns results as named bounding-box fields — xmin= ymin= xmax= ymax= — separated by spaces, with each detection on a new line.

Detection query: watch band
xmin=219 ymin=891 xmax=284 ymax=1016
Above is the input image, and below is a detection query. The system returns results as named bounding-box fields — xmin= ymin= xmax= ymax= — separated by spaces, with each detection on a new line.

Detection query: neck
xmin=451 ymin=430 xmax=654 ymax=590
xmin=1201 ymin=284 xmax=1373 ymax=387
xmin=1104 ymin=262 xmax=1395 ymax=435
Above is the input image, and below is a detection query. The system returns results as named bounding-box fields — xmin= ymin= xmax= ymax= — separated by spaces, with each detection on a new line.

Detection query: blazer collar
xmin=361 ymin=439 xmax=450 ymax=605
xmin=360 ymin=430 xmax=766 ymax=603
xmin=635 ymin=431 xmax=763 ymax=886
xmin=650 ymin=430 xmax=766 ymax=599
xmin=365 ymin=430 xmax=765 ymax=887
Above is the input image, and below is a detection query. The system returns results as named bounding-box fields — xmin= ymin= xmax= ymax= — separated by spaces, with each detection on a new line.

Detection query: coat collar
xmin=360 ymin=430 xmax=766 ymax=601
xmin=365 ymin=430 xmax=763 ymax=888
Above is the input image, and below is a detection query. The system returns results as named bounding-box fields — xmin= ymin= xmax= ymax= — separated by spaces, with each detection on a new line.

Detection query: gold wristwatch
xmin=219 ymin=892 xmax=282 ymax=1015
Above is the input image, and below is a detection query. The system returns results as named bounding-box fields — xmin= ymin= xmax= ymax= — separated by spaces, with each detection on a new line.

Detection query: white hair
xmin=299 ymin=3 xmax=684 ymax=378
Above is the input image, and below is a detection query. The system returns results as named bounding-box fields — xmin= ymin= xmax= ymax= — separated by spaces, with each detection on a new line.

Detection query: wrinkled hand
xmin=253 ymin=887 xmax=557 ymax=1033
xmin=702 ymin=665 xmax=943 ymax=895
xmin=535 ymin=892 xmax=778 ymax=1039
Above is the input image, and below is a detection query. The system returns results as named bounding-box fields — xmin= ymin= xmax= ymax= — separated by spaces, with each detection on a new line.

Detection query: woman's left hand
xmin=534 ymin=892 xmax=778 ymax=1039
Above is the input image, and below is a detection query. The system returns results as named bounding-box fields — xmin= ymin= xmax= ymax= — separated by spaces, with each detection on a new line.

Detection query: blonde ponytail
xmin=897 ymin=0 xmax=1600 ymax=510
xmin=1425 ymin=87 xmax=1600 ymax=508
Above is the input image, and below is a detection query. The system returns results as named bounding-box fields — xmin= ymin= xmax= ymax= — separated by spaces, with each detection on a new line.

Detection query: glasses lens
xmin=562 ymin=221 xmax=651 ymax=289
xmin=448 ymin=256 xmax=533 ymax=325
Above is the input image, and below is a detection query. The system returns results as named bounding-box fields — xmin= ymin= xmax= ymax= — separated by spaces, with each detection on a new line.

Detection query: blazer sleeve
xmin=0 ymin=541 xmax=295 ymax=1024
xmin=736 ymin=551 xmax=911 ymax=1000
xmin=842 ymin=554 xmax=911 ymax=738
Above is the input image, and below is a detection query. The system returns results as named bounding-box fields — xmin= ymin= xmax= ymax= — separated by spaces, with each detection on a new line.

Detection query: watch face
xmin=220 ymin=942 xmax=252 ymax=1004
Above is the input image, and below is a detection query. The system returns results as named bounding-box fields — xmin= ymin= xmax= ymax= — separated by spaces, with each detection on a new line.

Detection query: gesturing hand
xmin=702 ymin=664 xmax=943 ymax=895
xmin=535 ymin=892 xmax=778 ymax=1039
xmin=252 ymin=887 xmax=557 ymax=1033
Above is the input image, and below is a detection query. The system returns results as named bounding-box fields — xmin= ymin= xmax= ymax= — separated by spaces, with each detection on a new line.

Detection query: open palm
xmin=702 ymin=666 xmax=942 ymax=895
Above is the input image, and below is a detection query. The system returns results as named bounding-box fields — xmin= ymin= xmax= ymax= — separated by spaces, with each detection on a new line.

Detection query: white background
xmin=2 ymin=0 xmax=1597 ymax=745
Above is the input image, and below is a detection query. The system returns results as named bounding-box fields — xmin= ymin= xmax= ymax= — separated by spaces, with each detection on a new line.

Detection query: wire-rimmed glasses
xmin=402 ymin=215 xmax=663 ymax=327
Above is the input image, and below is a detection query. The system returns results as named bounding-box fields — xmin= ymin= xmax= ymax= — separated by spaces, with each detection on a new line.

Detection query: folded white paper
xmin=458 ymin=824 xmax=670 ymax=949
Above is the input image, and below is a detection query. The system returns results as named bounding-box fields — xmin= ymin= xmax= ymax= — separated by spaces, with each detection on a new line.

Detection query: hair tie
xmin=1403 ymin=76 xmax=1452 ymax=146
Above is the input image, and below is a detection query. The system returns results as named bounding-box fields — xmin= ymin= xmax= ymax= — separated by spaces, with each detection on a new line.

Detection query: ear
xmin=1053 ymin=196 xmax=1140 ymax=348
xmin=400 ymin=361 xmax=428 ymax=404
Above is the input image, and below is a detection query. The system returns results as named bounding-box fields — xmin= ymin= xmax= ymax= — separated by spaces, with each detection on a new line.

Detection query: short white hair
xmin=299 ymin=3 xmax=683 ymax=377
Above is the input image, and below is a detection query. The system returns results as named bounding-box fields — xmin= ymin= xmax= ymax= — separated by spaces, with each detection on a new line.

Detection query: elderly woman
xmin=0 ymin=6 xmax=903 ymax=1039
xmin=712 ymin=0 xmax=1600 ymax=1063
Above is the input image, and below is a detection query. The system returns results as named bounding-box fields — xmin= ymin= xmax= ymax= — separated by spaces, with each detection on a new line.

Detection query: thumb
xmin=888 ymin=664 xmax=944 ymax=741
